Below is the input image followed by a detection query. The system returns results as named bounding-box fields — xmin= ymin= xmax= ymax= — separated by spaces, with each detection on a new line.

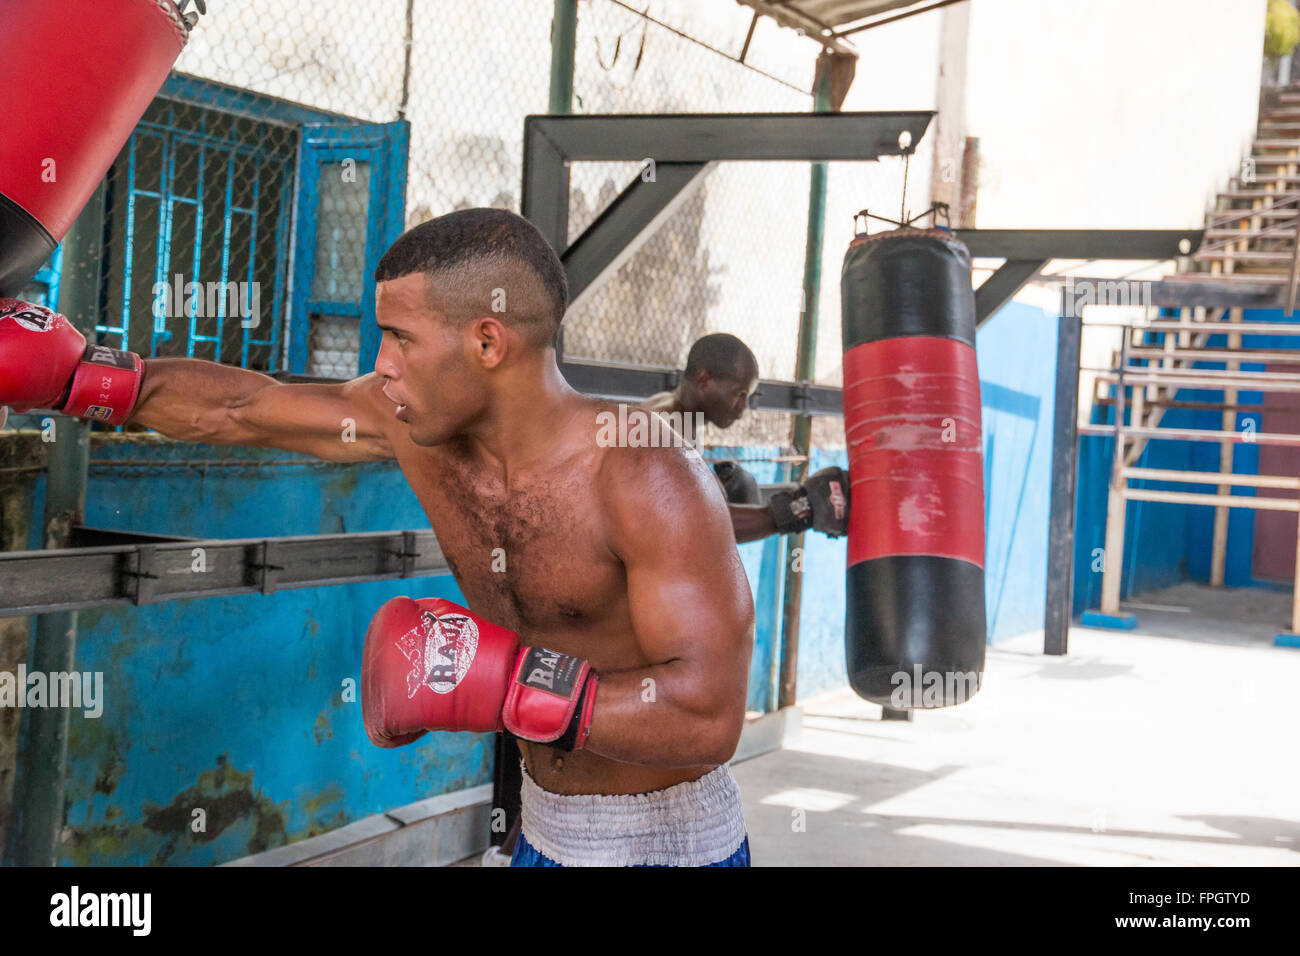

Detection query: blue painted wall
xmin=9 ymin=439 xmax=786 ymax=864
xmin=15 ymin=445 xmax=488 ymax=865
xmin=976 ymin=301 xmax=1058 ymax=642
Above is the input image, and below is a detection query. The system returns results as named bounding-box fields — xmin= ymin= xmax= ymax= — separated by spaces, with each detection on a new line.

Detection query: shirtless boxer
xmin=0 ymin=208 xmax=755 ymax=867
xmin=644 ymin=334 xmax=850 ymax=544
xmin=642 ymin=332 xmax=759 ymax=432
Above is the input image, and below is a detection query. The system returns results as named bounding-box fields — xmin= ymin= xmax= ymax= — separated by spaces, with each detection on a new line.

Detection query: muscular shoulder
xmin=595 ymin=419 xmax=731 ymax=555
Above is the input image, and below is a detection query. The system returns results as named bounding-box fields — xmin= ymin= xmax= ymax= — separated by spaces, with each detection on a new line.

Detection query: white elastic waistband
xmin=519 ymin=762 xmax=747 ymax=867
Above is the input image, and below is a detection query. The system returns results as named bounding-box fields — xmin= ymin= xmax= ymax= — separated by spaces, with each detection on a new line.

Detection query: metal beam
xmin=1044 ymin=287 xmax=1081 ymax=656
xmin=1112 ymin=275 xmax=1285 ymax=310
xmin=67 ymin=526 xmax=196 ymax=547
xmin=975 ymin=258 xmax=1048 ymax=328
xmin=732 ymin=0 xmax=859 ymax=55
xmin=957 ymin=229 xmax=1203 ymax=261
xmin=557 ymin=360 xmax=680 ymax=402
xmin=548 ymin=0 xmax=577 ymax=115
xmin=521 ymin=122 xmax=570 ymax=255
xmin=524 ymin=111 xmax=933 ymax=163
xmin=524 ymin=111 xmax=933 ymax=404
xmin=564 ymin=162 xmax=709 ymax=312
xmin=752 ymin=379 xmax=844 ymax=417
xmin=780 ymin=55 xmax=838 ymax=711
xmin=0 ymin=530 xmax=448 ymax=619
xmin=557 ymin=358 xmax=844 ymax=416
xmin=1055 ymin=274 xmax=1289 ymax=312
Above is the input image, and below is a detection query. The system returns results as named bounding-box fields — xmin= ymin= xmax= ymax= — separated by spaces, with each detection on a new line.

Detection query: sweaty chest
xmin=402 ymin=449 xmax=623 ymax=635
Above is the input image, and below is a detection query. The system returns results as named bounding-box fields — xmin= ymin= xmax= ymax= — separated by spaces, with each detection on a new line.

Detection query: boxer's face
xmin=375 ymin=275 xmax=488 ymax=446
xmin=693 ymin=367 xmax=758 ymax=429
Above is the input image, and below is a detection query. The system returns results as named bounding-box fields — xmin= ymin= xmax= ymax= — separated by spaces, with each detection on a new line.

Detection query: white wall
xmin=964 ymin=0 xmax=1268 ymax=231
xmin=948 ymin=0 xmax=1269 ymax=417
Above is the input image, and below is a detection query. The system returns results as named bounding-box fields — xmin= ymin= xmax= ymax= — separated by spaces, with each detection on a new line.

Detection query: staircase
xmin=1083 ymin=82 xmax=1300 ymax=617
xmin=1190 ymin=84 xmax=1300 ymax=283
xmin=1102 ymin=81 xmax=1300 ymax=466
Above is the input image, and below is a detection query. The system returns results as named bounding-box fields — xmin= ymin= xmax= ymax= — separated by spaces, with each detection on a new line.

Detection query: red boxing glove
xmin=361 ymin=597 xmax=599 ymax=752
xmin=503 ymin=646 xmax=599 ymax=750
xmin=0 ymin=298 xmax=143 ymax=425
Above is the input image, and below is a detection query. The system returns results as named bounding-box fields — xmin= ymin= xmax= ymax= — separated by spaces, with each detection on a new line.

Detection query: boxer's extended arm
xmin=132 ymin=359 xmax=395 ymax=462
xmin=586 ymin=446 xmax=755 ymax=768
xmin=728 ymin=504 xmax=778 ymax=543
xmin=1 ymin=299 xmax=391 ymax=461
xmin=729 ymin=467 xmax=853 ymax=543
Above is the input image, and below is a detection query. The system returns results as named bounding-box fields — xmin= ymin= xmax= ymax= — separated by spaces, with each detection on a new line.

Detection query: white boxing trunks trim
xmin=519 ymin=760 xmax=747 ymax=867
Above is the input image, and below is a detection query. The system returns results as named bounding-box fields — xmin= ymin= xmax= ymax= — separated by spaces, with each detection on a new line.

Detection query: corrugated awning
xmin=734 ymin=0 xmax=965 ymax=52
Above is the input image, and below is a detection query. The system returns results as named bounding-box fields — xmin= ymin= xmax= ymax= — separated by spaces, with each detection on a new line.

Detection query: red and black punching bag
xmin=0 ymin=0 xmax=195 ymax=297
xmin=841 ymin=228 xmax=986 ymax=708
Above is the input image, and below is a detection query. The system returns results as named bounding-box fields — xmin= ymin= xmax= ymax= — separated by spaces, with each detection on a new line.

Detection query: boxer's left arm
xmin=584 ymin=445 xmax=756 ymax=768
xmin=730 ymin=467 xmax=853 ymax=543
xmin=728 ymin=504 xmax=779 ymax=543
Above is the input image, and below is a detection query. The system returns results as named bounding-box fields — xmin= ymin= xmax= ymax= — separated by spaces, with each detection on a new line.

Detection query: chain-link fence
xmin=563 ymin=0 xmax=822 ymax=451
xmin=15 ymin=0 xmax=911 ymax=458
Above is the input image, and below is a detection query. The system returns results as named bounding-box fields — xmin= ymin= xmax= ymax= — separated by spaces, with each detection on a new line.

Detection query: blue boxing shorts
xmin=510 ymin=761 xmax=751 ymax=867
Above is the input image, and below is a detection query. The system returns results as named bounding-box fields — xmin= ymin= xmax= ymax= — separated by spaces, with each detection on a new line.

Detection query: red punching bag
xmin=841 ymin=228 xmax=986 ymax=709
xmin=0 ymin=0 xmax=197 ymax=297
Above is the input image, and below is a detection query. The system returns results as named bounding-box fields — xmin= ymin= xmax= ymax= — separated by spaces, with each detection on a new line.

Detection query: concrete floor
xmin=455 ymin=583 xmax=1300 ymax=866
xmin=737 ymin=583 xmax=1300 ymax=866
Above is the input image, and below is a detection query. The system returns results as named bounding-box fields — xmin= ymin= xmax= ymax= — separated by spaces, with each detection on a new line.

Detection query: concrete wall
xmin=956 ymin=0 xmax=1269 ymax=425
xmin=963 ymin=0 xmax=1267 ymax=231
xmin=818 ymin=1 xmax=1268 ymax=421
xmin=923 ymin=0 xmax=1274 ymax=618
xmin=0 ymin=295 xmax=1244 ymax=863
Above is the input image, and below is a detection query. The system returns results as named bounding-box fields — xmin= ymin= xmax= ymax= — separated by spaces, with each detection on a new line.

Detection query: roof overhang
xmin=733 ymin=0 xmax=967 ymax=53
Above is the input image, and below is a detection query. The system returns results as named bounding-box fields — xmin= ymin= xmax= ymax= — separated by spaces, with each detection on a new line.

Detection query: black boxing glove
xmin=769 ymin=466 xmax=851 ymax=537
xmin=712 ymin=460 xmax=761 ymax=505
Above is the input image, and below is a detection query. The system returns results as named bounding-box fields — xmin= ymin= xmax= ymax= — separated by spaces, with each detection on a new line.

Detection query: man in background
xmin=643 ymin=332 xmax=849 ymax=543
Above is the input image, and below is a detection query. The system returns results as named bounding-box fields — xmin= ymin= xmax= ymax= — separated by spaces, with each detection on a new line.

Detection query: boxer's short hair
xmin=375 ymin=207 xmax=568 ymax=347
xmin=685 ymin=333 xmax=758 ymax=381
